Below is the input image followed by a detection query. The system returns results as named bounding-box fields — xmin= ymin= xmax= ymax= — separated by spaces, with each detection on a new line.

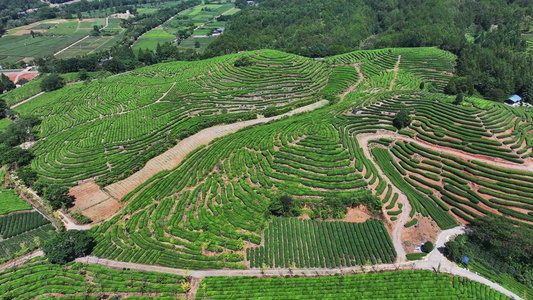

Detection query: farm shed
xmin=504 ymin=94 xmax=521 ymax=106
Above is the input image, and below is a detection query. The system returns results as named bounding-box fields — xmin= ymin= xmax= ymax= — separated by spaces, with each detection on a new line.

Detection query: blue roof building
xmin=505 ymin=94 xmax=522 ymax=106
xmin=508 ymin=95 xmax=522 ymax=102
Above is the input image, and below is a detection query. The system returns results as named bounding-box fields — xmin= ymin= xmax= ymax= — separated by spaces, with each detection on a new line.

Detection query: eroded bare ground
xmin=69 ymin=181 xmax=121 ymax=222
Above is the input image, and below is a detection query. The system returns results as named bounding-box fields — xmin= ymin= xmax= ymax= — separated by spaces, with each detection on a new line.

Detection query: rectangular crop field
xmin=132 ymin=36 xmax=176 ymax=52
xmin=223 ymin=8 xmax=241 ymax=15
xmin=0 ymin=211 xmax=56 ymax=260
xmin=55 ymin=35 xmax=118 ymax=59
xmin=141 ymin=28 xmax=175 ymax=38
xmin=178 ymin=36 xmax=217 ymax=52
xmin=247 ymin=218 xmax=396 ymax=268
xmin=198 ymin=271 xmax=508 ymax=300
xmin=0 ymin=224 xmax=56 ymax=260
xmin=0 ymin=33 xmax=86 ymax=64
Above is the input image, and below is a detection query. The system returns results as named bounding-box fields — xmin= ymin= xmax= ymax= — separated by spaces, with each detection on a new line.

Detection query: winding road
xmin=414 ymin=227 xmax=521 ymax=299
xmin=2 ymin=60 xmax=524 ymax=299
xmin=72 ymin=226 xmax=521 ymax=299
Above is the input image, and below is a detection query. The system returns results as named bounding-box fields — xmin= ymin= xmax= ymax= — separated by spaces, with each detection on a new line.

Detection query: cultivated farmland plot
xmin=11 ymin=46 xmax=533 ymax=282
xmin=0 ymin=18 xmax=114 ymax=64
xmin=198 ymin=270 xmax=509 ymax=299
xmin=17 ymin=50 xmax=331 ymax=187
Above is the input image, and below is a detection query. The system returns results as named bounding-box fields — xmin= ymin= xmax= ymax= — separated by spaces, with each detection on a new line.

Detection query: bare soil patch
xmin=344 ymin=205 xmax=371 ymax=223
xmin=70 ymin=181 xmax=122 ymax=222
xmin=12 ymin=29 xmax=48 ymax=36
xmin=402 ymin=215 xmax=439 ymax=252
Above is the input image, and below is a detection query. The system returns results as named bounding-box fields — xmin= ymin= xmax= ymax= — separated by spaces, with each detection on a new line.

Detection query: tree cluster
xmin=40 ymin=73 xmax=65 ymax=91
xmin=307 ymin=193 xmax=382 ymax=219
xmin=393 ymin=107 xmax=411 ymax=129
xmin=42 ymin=230 xmax=95 ymax=264
xmin=444 ymin=215 xmax=533 ymax=290
xmin=206 ymin=0 xmax=533 ymax=101
xmin=269 ymin=195 xmax=301 ymax=217
xmin=0 ymin=74 xmax=16 ymax=94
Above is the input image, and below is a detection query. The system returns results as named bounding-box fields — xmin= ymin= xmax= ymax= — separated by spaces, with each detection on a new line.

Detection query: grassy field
xmin=0 ymin=188 xmax=32 ymax=215
xmin=132 ymin=28 xmax=176 ymax=51
xmin=0 ymin=18 xmax=114 ymax=64
xmin=0 ymin=118 xmax=11 ymax=131
xmin=55 ymin=35 xmax=121 ymax=59
xmin=132 ymin=35 xmax=176 ymax=52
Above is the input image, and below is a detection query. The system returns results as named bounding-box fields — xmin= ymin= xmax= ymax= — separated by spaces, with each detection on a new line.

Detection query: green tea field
xmin=2 ymin=45 xmax=531 ymax=300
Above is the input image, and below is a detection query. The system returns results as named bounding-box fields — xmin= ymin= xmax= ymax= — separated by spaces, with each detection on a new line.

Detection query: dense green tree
xmin=40 ymin=73 xmax=65 ymax=92
xmin=42 ymin=230 xmax=95 ymax=264
xmin=0 ymin=115 xmax=41 ymax=147
xmin=234 ymin=55 xmax=252 ymax=67
xmin=78 ymin=68 xmax=89 ymax=81
xmin=523 ymin=80 xmax=533 ymax=103
xmin=453 ymin=93 xmax=463 ymax=105
xmin=269 ymin=195 xmax=300 ymax=217
xmin=444 ymin=76 xmax=473 ymax=96
xmin=444 ymin=215 xmax=533 ymax=290
xmin=0 ymin=99 xmax=7 ymax=119
xmin=102 ymin=58 xmax=126 ymax=73
xmin=393 ymin=107 xmax=411 ymax=129
xmin=43 ymin=185 xmax=74 ymax=210
xmin=0 ymin=146 xmax=33 ymax=168
xmin=16 ymin=165 xmax=38 ymax=186
xmin=32 ymin=180 xmax=48 ymax=196
xmin=423 ymin=241 xmax=434 ymax=253
xmin=0 ymin=74 xmax=15 ymax=93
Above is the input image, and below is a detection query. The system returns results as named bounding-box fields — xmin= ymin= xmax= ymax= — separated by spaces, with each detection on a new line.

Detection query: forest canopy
xmin=206 ymin=0 xmax=533 ymax=100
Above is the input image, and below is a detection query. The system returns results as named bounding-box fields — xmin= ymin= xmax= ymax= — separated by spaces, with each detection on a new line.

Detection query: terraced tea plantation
xmin=0 ymin=211 xmax=56 ymax=262
xmin=247 ymin=218 xmax=395 ymax=268
xmin=16 ymin=50 xmax=330 ymax=186
xmin=198 ymin=270 xmax=509 ymax=299
xmin=82 ymin=47 xmax=531 ymax=273
xmin=6 ymin=45 xmax=532 ymax=299
xmin=0 ymin=257 xmax=187 ymax=299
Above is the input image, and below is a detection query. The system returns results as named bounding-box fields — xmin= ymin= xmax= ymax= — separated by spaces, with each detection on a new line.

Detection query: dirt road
xmin=357 ymin=132 xmax=411 ymax=263
xmin=74 ymin=226 xmax=521 ymax=299
xmin=359 ymin=130 xmax=533 ymax=172
xmin=389 ymin=55 xmax=401 ymax=90
xmin=105 ymin=100 xmax=329 ymax=200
